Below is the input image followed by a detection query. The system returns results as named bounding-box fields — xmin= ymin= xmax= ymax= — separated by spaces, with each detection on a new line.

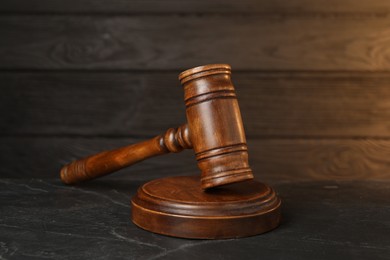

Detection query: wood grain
xmin=1 ymin=137 xmax=389 ymax=181
xmin=60 ymin=125 xmax=191 ymax=185
xmin=249 ymin=138 xmax=390 ymax=182
xmin=2 ymin=72 xmax=390 ymax=137
xmin=1 ymin=15 xmax=390 ymax=70
xmin=2 ymin=0 xmax=390 ymax=184
xmin=131 ymin=175 xmax=281 ymax=238
xmin=1 ymin=0 xmax=390 ymax=14
xmin=60 ymin=65 xmax=254 ymax=188
xmin=179 ymin=64 xmax=254 ymax=188
xmin=0 ymin=72 xmax=185 ymax=136
xmin=0 ymin=137 xmax=197 ymax=180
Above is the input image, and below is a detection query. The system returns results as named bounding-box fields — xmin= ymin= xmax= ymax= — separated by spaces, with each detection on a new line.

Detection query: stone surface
xmin=0 ymin=178 xmax=389 ymax=259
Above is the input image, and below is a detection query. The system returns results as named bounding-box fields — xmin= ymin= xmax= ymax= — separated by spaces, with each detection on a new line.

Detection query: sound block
xmin=131 ymin=176 xmax=281 ymax=239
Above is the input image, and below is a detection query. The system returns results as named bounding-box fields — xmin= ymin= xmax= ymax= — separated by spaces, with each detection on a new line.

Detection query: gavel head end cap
xmin=179 ymin=64 xmax=231 ymax=85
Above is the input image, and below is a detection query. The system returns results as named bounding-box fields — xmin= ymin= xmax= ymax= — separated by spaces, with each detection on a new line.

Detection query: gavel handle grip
xmin=60 ymin=124 xmax=192 ymax=184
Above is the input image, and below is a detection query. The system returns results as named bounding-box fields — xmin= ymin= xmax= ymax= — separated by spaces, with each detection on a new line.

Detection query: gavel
xmin=60 ymin=64 xmax=282 ymax=239
xmin=60 ymin=64 xmax=254 ymax=189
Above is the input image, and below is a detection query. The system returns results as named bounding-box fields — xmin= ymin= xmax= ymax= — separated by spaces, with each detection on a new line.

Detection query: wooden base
xmin=131 ymin=176 xmax=281 ymax=239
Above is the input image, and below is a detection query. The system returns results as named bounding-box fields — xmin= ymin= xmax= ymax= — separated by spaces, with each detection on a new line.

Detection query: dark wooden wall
xmin=1 ymin=1 xmax=390 ymax=182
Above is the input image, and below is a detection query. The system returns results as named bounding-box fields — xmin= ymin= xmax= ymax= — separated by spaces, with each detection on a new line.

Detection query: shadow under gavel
xmin=60 ymin=64 xmax=254 ymax=189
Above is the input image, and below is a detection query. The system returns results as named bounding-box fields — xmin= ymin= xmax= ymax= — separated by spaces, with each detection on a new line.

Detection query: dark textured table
xmin=0 ymin=178 xmax=389 ymax=260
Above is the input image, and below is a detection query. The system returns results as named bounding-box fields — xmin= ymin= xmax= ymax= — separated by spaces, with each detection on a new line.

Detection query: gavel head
xmin=179 ymin=64 xmax=254 ymax=189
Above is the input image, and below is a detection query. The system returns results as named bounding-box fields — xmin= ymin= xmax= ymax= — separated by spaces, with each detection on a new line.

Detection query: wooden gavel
xmin=60 ymin=64 xmax=254 ymax=189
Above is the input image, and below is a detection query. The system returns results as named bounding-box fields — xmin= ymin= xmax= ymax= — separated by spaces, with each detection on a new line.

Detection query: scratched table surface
xmin=0 ymin=178 xmax=389 ymax=260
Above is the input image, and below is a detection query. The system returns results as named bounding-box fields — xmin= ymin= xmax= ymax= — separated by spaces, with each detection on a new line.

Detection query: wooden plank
xmin=1 ymin=15 xmax=390 ymax=71
xmin=1 ymin=137 xmax=389 ymax=181
xmin=0 ymin=0 xmax=390 ymax=14
xmin=237 ymin=72 xmax=390 ymax=137
xmin=2 ymin=72 xmax=390 ymax=137
xmin=0 ymin=72 xmax=186 ymax=137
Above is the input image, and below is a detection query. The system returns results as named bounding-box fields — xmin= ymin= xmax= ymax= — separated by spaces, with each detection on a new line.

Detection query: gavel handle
xmin=60 ymin=124 xmax=192 ymax=184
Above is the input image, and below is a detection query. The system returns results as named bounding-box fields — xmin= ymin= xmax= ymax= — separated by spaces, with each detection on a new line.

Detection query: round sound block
xmin=131 ymin=176 xmax=281 ymax=239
